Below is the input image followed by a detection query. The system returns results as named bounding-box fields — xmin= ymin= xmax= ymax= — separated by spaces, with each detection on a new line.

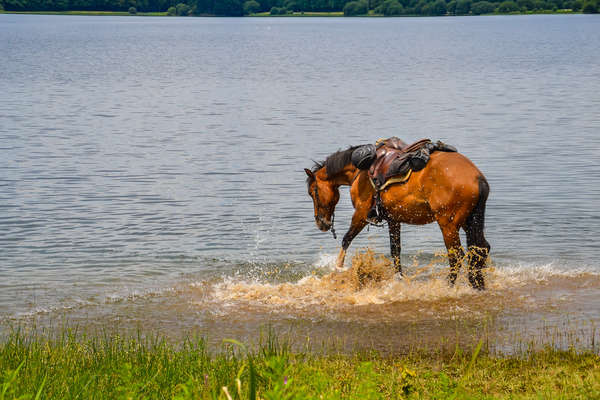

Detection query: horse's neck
xmin=324 ymin=164 xmax=358 ymax=187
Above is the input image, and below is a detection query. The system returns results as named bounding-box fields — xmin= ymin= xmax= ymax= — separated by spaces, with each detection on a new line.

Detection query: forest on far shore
xmin=1 ymin=0 xmax=598 ymax=18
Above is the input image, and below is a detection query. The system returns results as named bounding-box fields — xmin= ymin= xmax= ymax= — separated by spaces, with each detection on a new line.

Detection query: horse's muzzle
xmin=315 ymin=217 xmax=332 ymax=232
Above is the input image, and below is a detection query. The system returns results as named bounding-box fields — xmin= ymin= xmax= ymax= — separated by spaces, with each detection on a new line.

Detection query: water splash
xmin=205 ymin=249 xmax=489 ymax=322
xmin=198 ymin=248 xmax=600 ymax=324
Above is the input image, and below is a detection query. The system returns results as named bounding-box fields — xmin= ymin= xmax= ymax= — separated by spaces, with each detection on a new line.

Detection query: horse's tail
xmin=475 ymin=175 xmax=489 ymax=216
xmin=464 ymin=175 xmax=490 ymax=251
xmin=463 ymin=175 xmax=491 ymax=290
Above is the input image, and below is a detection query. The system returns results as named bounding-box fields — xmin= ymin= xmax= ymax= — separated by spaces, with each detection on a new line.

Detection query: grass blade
xmin=34 ymin=375 xmax=47 ymax=400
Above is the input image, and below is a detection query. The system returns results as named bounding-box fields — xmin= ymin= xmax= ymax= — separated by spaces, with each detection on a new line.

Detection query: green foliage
xmin=193 ymin=0 xmax=212 ymax=14
xmin=167 ymin=5 xmax=176 ymax=13
xmin=531 ymin=0 xmax=545 ymax=8
xmin=497 ymin=0 xmax=519 ymax=10
xmin=343 ymin=0 xmax=367 ymax=15
xmin=419 ymin=0 xmax=446 ymax=14
xmin=446 ymin=0 xmax=456 ymax=12
xmin=455 ymin=0 xmax=471 ymax=13
xmin=269 ymin=5 xmax=288 ymax=13
xmin=517 ymin=0 xmax=534 ymax=10
xmin=283 ymin=0 xmax=299 ymax=11
xmin=174 ymin=2 xmax=190 ymax=14
xmin=471 ymin=0 xmax=495 ymax=13
xmin=428 ymin=0 xmax=446 ymax=14
xmin=128 ymin=5 xmax=136 ymax=12
xmin=385 ymin=0 xmax=404 ymax=13
xmin=213 ymin=0 xmax=242 ymax=14
xmin=242 ymin=0 xmax=259 ymax=12
xmin=414 ymin=0 xmax=428 ymax=13
xmin=582 ymin=0 xmax=598 ymax=11
xmin=0 ymin=1 xmax=4 ymax=10
xmin=376 ymin=0 xmax=404 ymax=15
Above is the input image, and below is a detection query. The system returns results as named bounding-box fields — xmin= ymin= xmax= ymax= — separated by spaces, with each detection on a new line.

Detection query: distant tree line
xmin=1 ymin=0 xmax=598 ymax=16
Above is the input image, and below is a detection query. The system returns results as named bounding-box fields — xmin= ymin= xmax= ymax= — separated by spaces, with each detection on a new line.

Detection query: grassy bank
xmin=1 ymin=329 xmax=599 ymax=399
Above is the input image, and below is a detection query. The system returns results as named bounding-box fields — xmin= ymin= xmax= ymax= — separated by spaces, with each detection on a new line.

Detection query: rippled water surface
xmin=1 ymin=14 xmax=600 ymax=349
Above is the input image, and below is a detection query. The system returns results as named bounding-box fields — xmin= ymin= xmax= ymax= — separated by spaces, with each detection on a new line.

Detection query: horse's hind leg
xmin=439 ymin=223 xmax=465 ymax=286
xmin=464 ymin=176 xmax=491 ymax=290
xmin=464 ymin=223 xmax=490 ymax=290
xmin=388 ymin=220 xmax=402 ymax=275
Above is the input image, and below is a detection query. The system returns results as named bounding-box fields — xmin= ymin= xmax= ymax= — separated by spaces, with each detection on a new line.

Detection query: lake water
xmin=1 ymin=14 xmax=599 ymax=351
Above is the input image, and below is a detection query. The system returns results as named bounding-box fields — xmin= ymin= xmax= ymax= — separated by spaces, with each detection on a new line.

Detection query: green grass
xmin=1 ymin=328 xmax=599 ymax=399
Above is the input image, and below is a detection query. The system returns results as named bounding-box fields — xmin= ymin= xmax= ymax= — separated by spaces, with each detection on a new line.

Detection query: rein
xmin=331 ymin=213 xmax=337 ymax=239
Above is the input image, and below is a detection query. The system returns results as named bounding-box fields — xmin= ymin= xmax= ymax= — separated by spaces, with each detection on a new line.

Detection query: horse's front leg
xmin=388 ymin=220 xmax=402 ymax=275
xmin=336 ymin=211 xmax=368 ymax=269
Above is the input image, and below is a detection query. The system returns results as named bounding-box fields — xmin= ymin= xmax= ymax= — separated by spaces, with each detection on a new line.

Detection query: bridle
xmin=312 ymin=180 xmax=337 ymax=240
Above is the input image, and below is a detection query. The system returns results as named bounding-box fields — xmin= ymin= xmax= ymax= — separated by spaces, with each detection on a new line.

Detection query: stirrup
xmin=366 ymin=207 xmax=385 ymax=226
xmin=366 ymin=207 xmax=379 ymax=222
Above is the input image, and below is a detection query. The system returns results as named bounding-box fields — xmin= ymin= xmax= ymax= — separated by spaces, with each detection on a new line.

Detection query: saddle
xmin=351 ymin=137 xmax=457 ymax=222
xmin=369 ymin=138 xmax=433 ymax=190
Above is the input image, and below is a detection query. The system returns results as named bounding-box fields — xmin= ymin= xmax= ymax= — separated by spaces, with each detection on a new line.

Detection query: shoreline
xmin=0 ymin=10 xmax=582 ymax=17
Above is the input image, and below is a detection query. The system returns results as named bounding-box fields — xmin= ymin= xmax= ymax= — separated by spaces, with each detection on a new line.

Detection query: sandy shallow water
xmin=7 ymin=248 xmax=599 ymax=355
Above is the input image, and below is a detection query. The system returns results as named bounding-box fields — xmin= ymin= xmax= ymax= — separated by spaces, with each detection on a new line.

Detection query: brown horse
xmin=304 ymin=143 xmax=490 ymax=290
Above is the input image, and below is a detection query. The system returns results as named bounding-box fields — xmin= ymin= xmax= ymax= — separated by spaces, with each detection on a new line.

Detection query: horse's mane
xmin=306 ymin=146 xmax=361 ymax=188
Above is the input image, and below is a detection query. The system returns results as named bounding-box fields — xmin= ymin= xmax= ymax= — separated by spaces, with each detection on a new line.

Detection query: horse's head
xmin=305 ymin=168 xmax=340 ymax=232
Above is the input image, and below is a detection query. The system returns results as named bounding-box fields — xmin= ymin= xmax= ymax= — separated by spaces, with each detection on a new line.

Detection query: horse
xmin=304 ymin=142 xmax=491 ymax=290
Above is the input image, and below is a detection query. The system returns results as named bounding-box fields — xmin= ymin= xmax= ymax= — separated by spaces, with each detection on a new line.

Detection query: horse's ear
xmin=304 ymin=168 xmax=314 ymax=178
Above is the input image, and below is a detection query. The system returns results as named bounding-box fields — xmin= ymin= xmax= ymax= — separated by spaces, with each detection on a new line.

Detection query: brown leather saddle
xmin=359 ymin=137 xmax=456 ymax=222
xmin=368 ymin=138 xmax=434 ymax=190
xmin=350 ymin=137 xmax=457 ymax=222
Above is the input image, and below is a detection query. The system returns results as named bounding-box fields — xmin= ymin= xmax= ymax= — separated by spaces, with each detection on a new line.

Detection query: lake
xmin=1 ymin=13 xmax=599 ymax=351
